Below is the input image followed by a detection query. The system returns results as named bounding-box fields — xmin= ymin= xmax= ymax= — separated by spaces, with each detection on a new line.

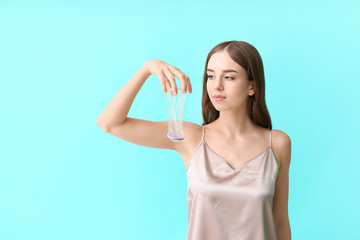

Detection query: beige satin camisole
xmin=186 ymin=125 xmax=279 ymax=240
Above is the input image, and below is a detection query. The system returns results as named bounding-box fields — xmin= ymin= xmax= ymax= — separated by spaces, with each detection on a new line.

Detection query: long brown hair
xmin=201 ymin=40 xmax=272 ymax=130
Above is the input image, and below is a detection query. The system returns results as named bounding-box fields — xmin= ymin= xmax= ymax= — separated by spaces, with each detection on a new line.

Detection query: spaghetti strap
xmin=269 ymin=129 xmax=272 ymax=148
xmin=201 ymin=125 xmax=205 ymax=142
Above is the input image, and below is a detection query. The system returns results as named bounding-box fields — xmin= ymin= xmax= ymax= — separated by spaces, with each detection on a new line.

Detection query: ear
xmin=248 ymin=82 xmax=255 ymax=96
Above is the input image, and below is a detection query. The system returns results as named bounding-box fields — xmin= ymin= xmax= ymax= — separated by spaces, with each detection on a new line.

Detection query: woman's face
xmin=206 ymin=50 xmax=254 ymax=111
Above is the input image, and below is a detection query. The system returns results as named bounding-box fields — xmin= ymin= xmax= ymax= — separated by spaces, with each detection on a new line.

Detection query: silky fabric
xmin=186 ymin=125 xmax=279 ymax=240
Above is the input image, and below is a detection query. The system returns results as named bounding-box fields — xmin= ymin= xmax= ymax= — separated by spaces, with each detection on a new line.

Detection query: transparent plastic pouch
xmin=166 ymin=88 xmax=186 ymax=142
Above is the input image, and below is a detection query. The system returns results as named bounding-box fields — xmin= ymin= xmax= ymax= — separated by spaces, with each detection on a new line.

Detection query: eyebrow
xmin=207 ymin=68 xmax=238 ymax=73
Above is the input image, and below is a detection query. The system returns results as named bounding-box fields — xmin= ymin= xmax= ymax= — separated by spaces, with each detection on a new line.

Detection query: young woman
xmin=97 ymin=40 xmax=292 ymax=240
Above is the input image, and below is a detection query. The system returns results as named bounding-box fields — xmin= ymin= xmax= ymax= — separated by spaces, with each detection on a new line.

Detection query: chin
xmin=212 ymin=105 xmax=230 ymax=111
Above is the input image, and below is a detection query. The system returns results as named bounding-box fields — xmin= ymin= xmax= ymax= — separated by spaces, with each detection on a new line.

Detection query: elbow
xmin=97 ymin=119 xmax=110 ymax=132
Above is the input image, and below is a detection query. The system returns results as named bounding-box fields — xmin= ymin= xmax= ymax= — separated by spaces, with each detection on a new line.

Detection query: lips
xmin=213 ymin=95 xmax=226 ymax=102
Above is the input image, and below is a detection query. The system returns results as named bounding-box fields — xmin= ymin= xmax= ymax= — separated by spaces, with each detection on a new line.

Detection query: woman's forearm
xmin=96 ymin=63 xmax=151 ymax=130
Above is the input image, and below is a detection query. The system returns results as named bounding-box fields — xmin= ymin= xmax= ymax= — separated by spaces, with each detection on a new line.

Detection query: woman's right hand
xmin=143 ymin=59 xmax=192 ymax=95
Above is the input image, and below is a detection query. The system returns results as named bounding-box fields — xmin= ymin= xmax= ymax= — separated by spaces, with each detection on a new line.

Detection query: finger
xmin=188 ymin=79 xmax=192 ymax=93
xmin=174 ymin=66 xmax=191 ymax=93
xmin=160 ymin=79 xmax=167 ymax=94
xmin=184 ymin=74 xmax=192 ymax=93
xmin=165 ymin=80 xmax=172 ymax=93
xmin=169 ymin=67 xmax=189 ymax=94
xmin=159 ymin=71 xmax=168 ymax=93
xmin=163 ymin=68 xmax=177 ymax=95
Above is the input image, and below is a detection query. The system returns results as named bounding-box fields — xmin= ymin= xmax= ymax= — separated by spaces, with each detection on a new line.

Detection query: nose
xmin=212 ymin=79 xmax=224 ymax=91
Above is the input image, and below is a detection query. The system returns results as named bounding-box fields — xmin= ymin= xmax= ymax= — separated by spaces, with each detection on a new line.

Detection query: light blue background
xmin=1 ymin=0 xmax=359 ymax=239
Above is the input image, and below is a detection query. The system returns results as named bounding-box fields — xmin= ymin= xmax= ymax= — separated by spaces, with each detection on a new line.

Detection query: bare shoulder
xmin=271 ymin=129 xmax=292 ymax=168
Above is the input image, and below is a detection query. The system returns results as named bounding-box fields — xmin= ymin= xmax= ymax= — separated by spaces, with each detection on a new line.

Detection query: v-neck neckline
xmin=203 ymin=140 xmax=271 ymax=171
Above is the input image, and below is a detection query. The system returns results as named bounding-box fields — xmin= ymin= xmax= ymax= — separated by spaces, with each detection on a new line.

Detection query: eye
xmin=207 ymin=75 xmax=234 ymax=80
